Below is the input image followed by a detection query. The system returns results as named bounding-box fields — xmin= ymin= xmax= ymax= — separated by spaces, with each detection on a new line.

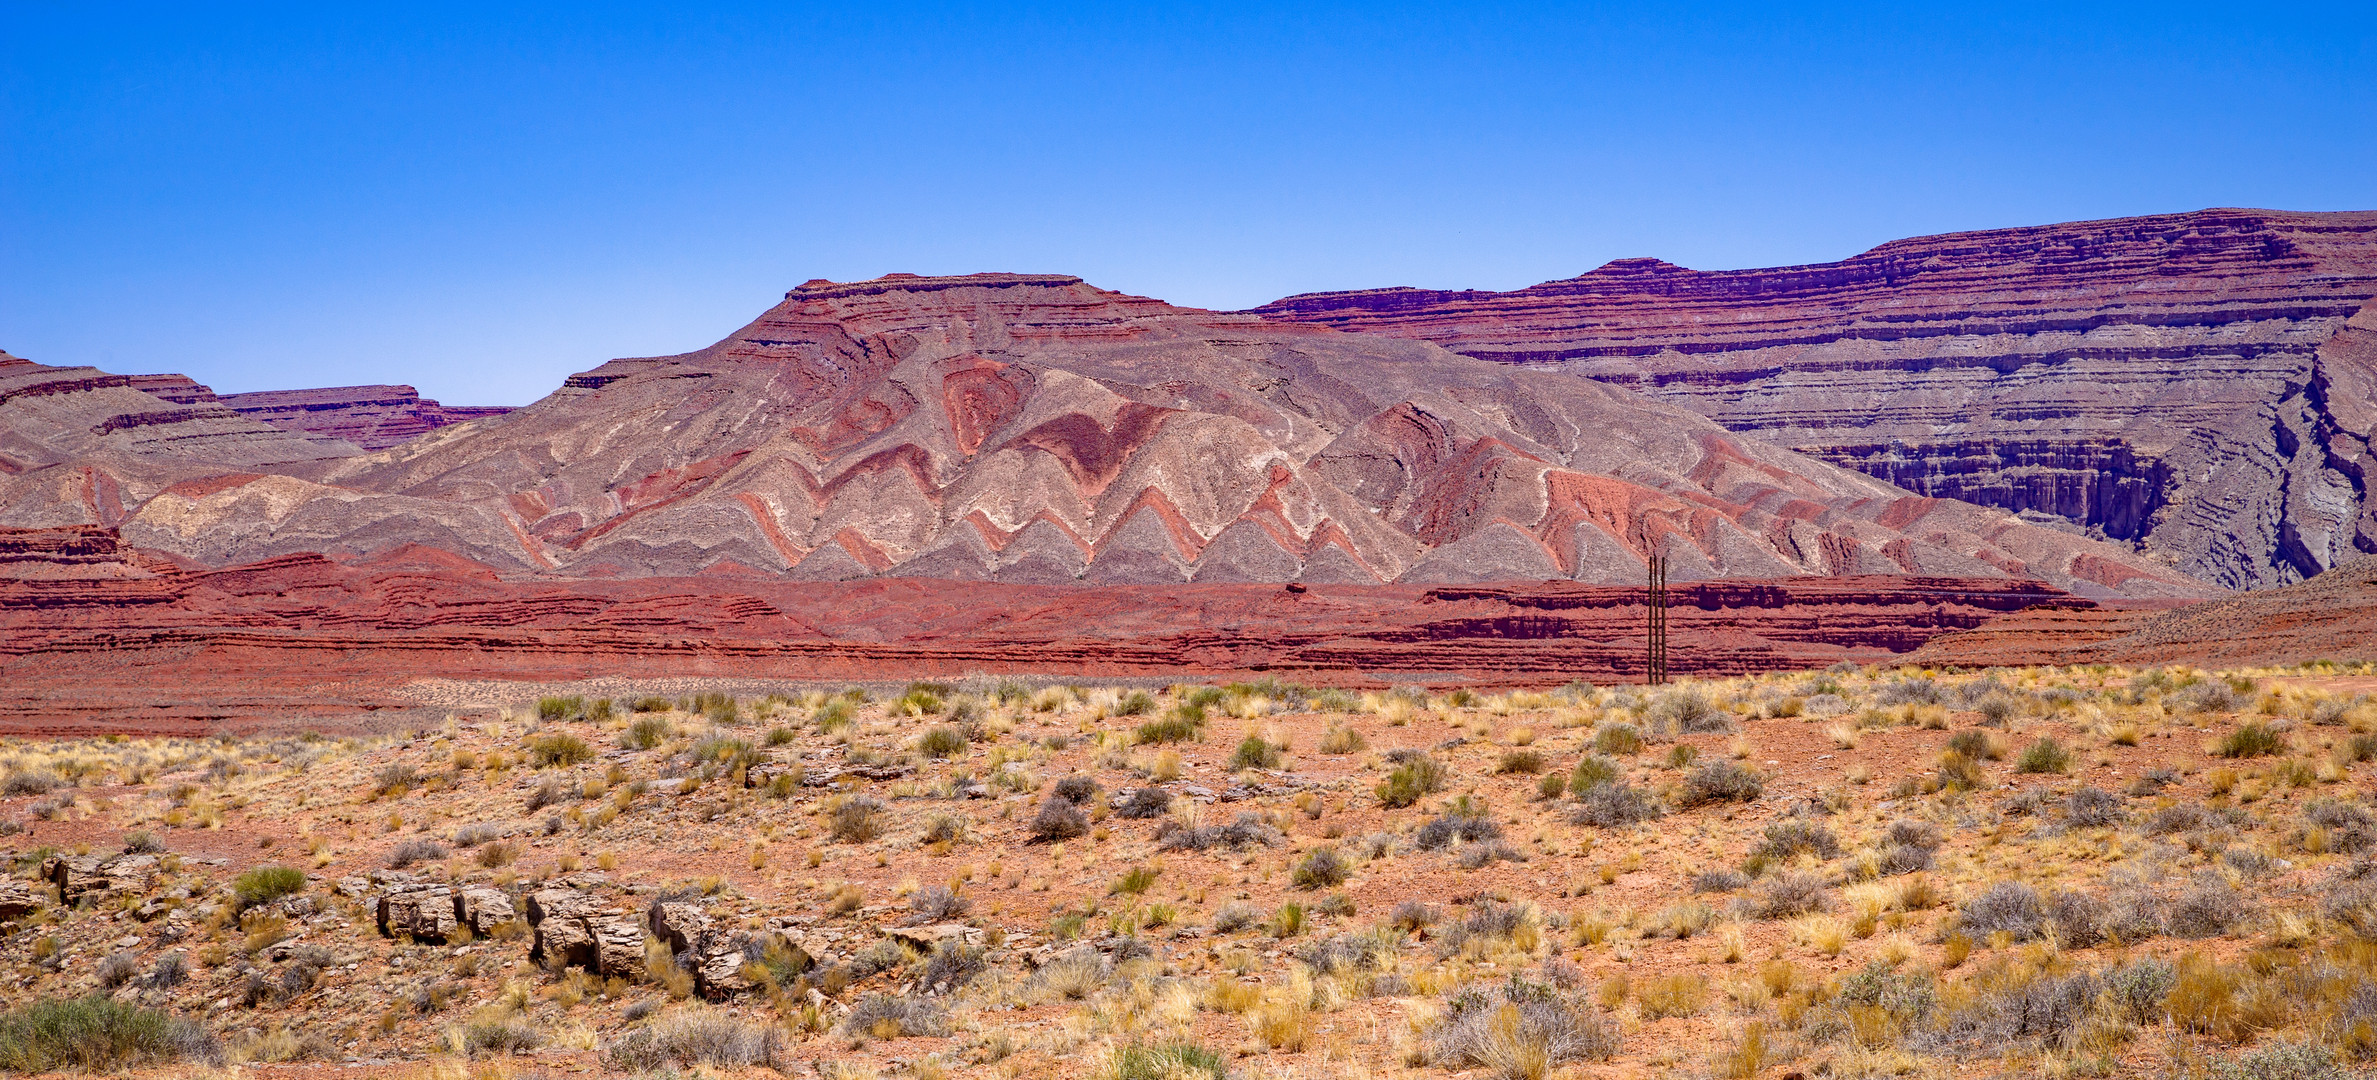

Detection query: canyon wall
xmin=1253 ymin=209 xmax=2377 ymax=590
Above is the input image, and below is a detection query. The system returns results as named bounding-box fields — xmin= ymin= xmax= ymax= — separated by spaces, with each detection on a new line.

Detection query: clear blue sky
xmin=5 ymin=4 xmax=2374 ymax=405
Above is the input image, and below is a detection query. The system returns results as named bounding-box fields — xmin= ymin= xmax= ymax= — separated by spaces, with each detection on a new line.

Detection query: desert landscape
xmin=6 ymin=201 xmax=2377 ymax=1080
xmin=12 ymin=665 xmax=2377 ymax=1080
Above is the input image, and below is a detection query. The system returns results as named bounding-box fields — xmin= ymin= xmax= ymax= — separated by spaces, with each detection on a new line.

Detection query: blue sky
xmin=4 ymin=4 xmax=2374 ymax=405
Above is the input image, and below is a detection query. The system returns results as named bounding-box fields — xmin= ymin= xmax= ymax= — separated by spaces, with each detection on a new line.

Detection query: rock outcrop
xmin=0 ymin=879 xmax=39 ymax=921
xmin=376 ymin=883 xmax=459 ymax=942
xmin=1252 ymin=209 xmax=2377 ymax=590
xmin=40 ymin=853 xmax=159 ymax=906
xmin=526 ymin=888 xmax=642 ymax=976
xmin=649 ymin=900 xmax=785 ymax=998
xmin=455 ymin=886 xmax=517 ymax=935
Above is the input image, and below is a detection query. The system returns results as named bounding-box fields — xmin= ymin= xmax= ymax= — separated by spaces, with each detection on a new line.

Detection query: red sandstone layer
xmin=0 ymin=526 xmax=2098 ymax=735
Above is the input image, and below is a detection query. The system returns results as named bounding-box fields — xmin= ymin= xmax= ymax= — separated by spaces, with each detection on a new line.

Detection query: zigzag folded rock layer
xmin=1 ymin=275 xmax=2213 ymax=599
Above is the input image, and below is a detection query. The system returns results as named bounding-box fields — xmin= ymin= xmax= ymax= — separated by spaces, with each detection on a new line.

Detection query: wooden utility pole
xmin=1646 ymin=552 xmax=1668 ymax=686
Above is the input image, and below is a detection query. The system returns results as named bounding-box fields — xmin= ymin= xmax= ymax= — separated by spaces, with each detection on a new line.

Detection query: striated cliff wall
xmin=1253 ymin=209 xmax=2377 ymax=590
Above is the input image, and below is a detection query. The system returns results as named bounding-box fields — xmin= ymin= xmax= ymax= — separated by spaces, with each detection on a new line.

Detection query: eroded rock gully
xmin=1254 ymin=208 xmax=2377 ymax=589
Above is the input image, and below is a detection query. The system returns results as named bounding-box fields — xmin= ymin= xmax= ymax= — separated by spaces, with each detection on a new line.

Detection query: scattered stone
xmin=0 ymin=880 xmax=41 ymax=921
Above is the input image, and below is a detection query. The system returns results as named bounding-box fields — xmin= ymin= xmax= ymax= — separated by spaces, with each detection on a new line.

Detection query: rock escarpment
xmin=1253 ymin=208 xmax=2377 ymax=590
xmin=130 ymin=376 xmax=512 ymax=450
xmin=0 ymin=350 xmax=364 ymax=534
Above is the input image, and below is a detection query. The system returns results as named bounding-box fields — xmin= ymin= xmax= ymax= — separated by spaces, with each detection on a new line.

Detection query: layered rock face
xmin=2 ymin=275 xmax=2208 ymax=596
xmin=1252 ymin=209 xmax=2377 ymax=590
xmin=245 ymin=272 xmax=2194 ymax=596
xmin=0 ymin=350 xmax=363 ymax=532
xmin=126 ymin=373 xmax=512 ymax=450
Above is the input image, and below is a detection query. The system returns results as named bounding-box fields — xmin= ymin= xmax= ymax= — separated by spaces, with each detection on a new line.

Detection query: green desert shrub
xmin=1109 ymin=1041 xmax=1228 ymax=1080
xmin=2215 ymin=722 xmax=2287 ymax=759
xmin=813 ymin=699 xmax=855 ymax=733
xmin=1647 ymin=688 xmax=1731 ymax=736
xmin=1495 ymin=749 xmax=1547 ymax=774
xmin=527 ymin=732 xmax=594 ymax=768
xmin=1568 ymin=754 xmax=1620 ymax=794
xmin=1229 ymin=735 xmax=1283 ymax=770
xmin=232 ymin=866 xmax=305 ymax=911
xmin=622 ymin=716 xmax=671 ymax=750
xmin=603 ymin=1007 xmax=787 ymax=1070
xmin=0 ymin=996 xmax=219 ymax=1072
xmin=1292 ymin=847 xmax=1351 ymax=889
xmin=1592 ymin=723 xmax=1644 ymax=755
xmin=1113 ymin=690 xmax=1158 ymax=717
xmin=918 ymin=726 xmax=969 ymax=759
xmin=1571 ymin=781 xmax=1661 ymax=827
xmin=536 ymin=695 xmax=585 ymax=721
xmin=1319 ymin=725 xmax=1367 ymax=754
xmin=1424 ymin=977 xmax=1619 ymax=1073
xmin=1030 ymin=798 xmax=1090 ymax=841
xmin=1134 ymin=713 xmax=1202 ymax=745
xmin=828 ymin=797 xmax=887 ymax=843
xmin=1377 ymin=754 xmax=1446 ymax=808
xmin=1679 ymin=762 xmax=1763 ymax=807
xmin=2015 ymin=737 xmax=2073 ymax=774
xmin=838 ymin=994 xmax=950 ymax=1039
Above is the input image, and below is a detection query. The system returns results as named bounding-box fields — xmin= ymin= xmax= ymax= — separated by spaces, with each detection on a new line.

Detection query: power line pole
xmin=1647 ymin=552 xmax=1668 ymax=686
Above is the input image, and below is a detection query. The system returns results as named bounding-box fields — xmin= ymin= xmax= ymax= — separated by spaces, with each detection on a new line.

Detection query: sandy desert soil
xmin=7 ymin=664 xmax=2377 ymax=1079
